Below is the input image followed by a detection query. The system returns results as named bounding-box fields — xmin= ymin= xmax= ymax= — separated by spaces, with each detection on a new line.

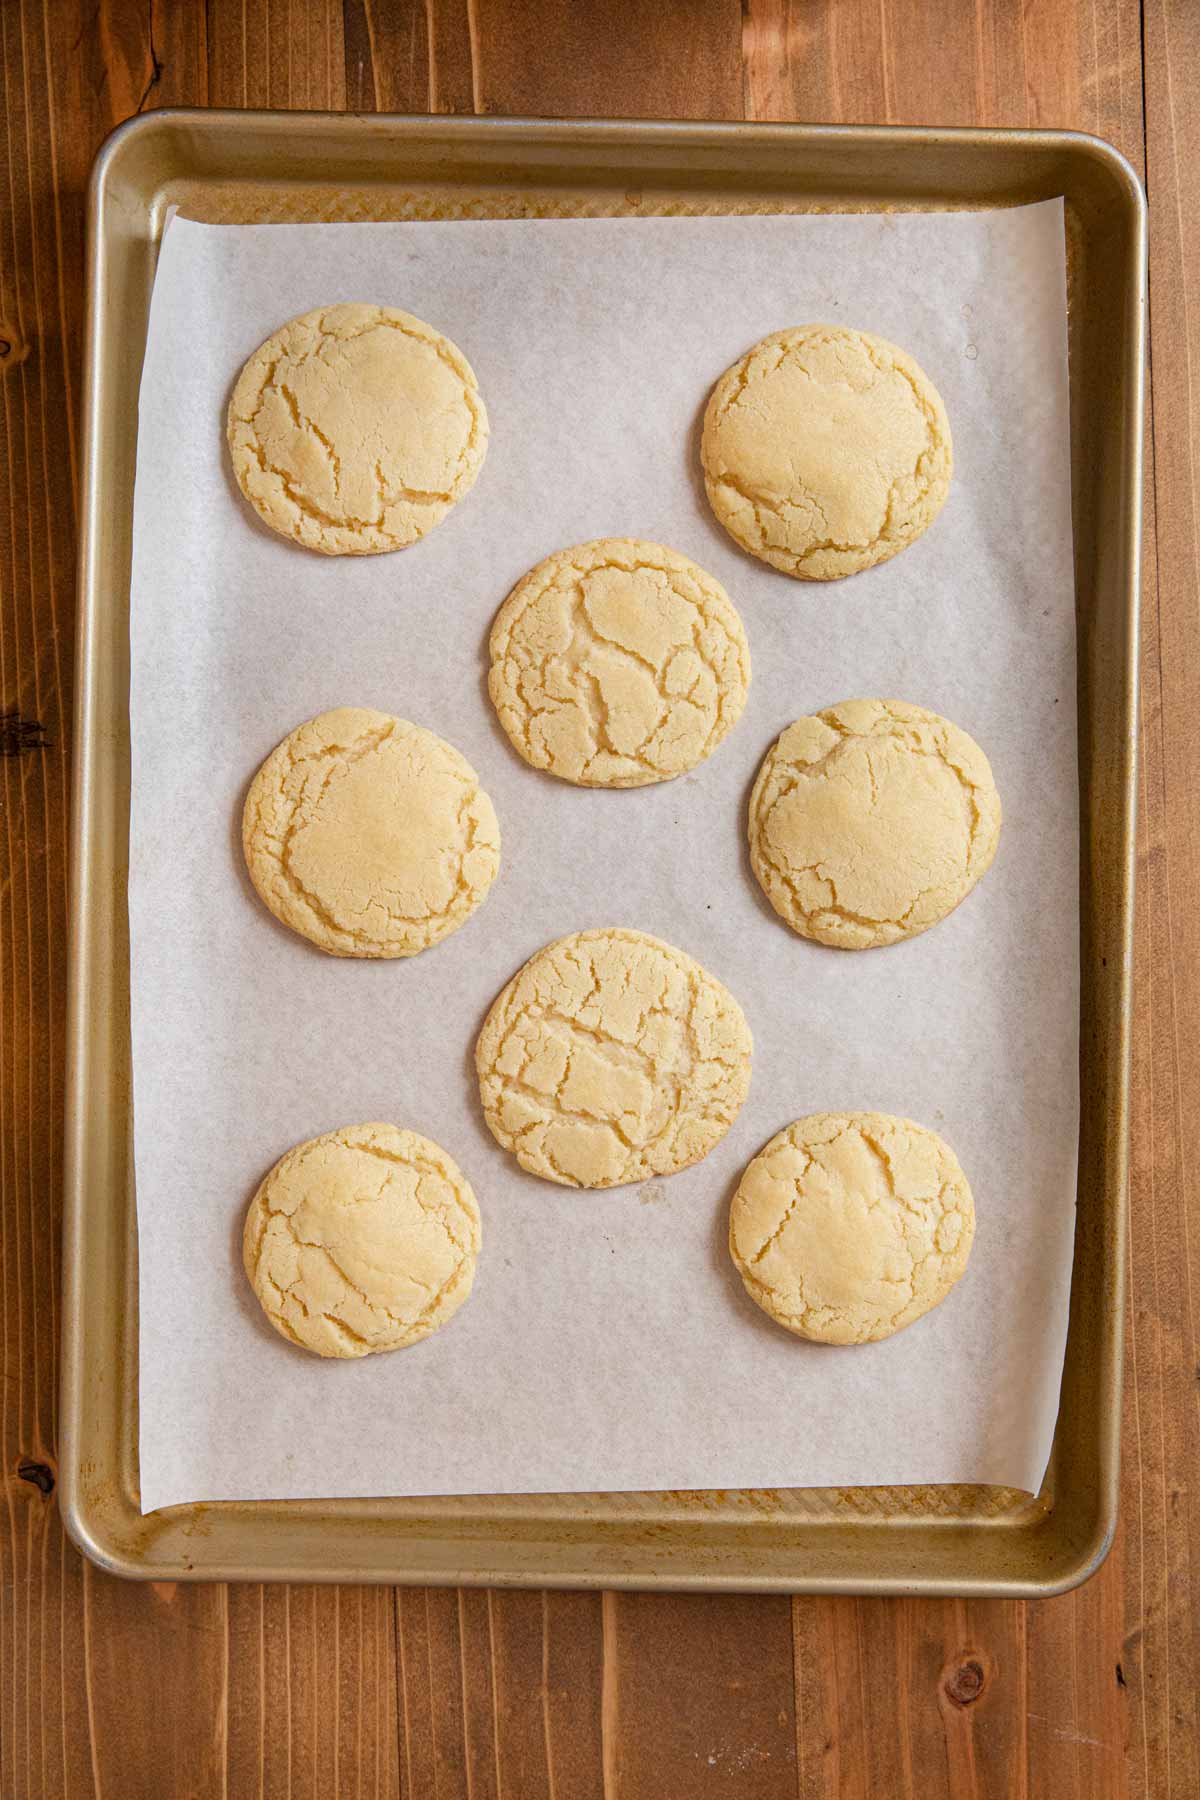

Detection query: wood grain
xmin=1129 ymin=6 xmax=1200 ymax=1798
xmin=1 ymin=1 xmax=1196 ymax=1795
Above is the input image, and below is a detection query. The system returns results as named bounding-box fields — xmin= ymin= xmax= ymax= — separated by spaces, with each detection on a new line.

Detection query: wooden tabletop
xmin=2 ymin=2 xmax=1196 ymax=1795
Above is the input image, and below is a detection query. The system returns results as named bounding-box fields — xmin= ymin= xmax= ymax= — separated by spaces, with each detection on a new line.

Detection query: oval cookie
xmin=243 ymin=1122 xmax=481 ymax=1358
xmin=702 ymin=325 xmax=951 ymax=579
xmin=748 ymin=699 xmax=1001 ymax=948
xmin=729 ymin=1112 xmax=975 ymax=1343
xmin=243 ymin=707 xmax=500 ymax=957
xmin=227 ymin=303 xmax=488 ymax=555
xmin=476 ymin=928 xmax=753 ymax=1188
xmin=488 ymin=539 xmax=751 ymax=786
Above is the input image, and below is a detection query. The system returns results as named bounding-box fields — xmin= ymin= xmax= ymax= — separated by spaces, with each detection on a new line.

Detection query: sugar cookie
xmin=702 ymin=325 xmax=951 ymax=579
xmin=729 ymin=1112 xmax=975 ymax=1344
xmin=227 ymin=303 xmax=488 ymax=555
xmin=476 ymin=928 xmax=752 ymax=1188
xmin=488 ymin=539 xmax=751 ymax=786
xmin=243 ymin=707 xmax=500 ymax=957
xmin=243 ymin=1122 xmax=481 ymax=1358
xmin=748 ymin=699 xmax=1000 ymax=948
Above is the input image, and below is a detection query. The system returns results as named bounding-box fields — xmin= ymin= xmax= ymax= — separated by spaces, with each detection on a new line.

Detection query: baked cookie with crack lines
xmin=748 ymin=699 xmax=1001 ymax=949
xmin=243 ymin=1122 xmax=481 ymax=1358
xmin=227 ymin=303 xmax=488 ymax=555
xmin=729 ymin=1112 xmax=975 ymax=1344
xmin=701 ymin=324 xmax=951 ymax=579
xmin=488 ymin=539 xmax=751 ymax=786
xmin=476 ymin=928 xmax=753 ymax=1188
xmin=243 ymin=707 xmax=500 ymax=957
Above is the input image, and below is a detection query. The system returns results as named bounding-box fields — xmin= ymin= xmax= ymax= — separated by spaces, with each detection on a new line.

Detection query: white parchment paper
xmin=129 ymin=205 xmax=1077 ymax=1512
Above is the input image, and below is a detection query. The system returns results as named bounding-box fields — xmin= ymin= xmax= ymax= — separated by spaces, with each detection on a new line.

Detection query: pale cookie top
xmin=701 ymin=325 xmax=952 ymax=580
xmin=243 ymin=707 xmax=500 ymax=958
xmin=243 ymin=1122 xmax=481 ymax=1358
xmin=748 ymin=699 xmax=1001 ymax=949
xmin=227 ymin=303 xmax=488 ymax=556
xmin=488 ymin=539 xmax=751 ymax=787
xmin=729 ymin=1112 xmax=975 ymax=1344
xmin=476 ymin=928 xmax=753 ymax=1189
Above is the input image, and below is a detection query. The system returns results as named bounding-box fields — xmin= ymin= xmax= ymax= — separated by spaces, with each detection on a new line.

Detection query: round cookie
xmin=488 ymin=539 xmax=751 ymax=787
xmin=227 ymin=303 xmax=488 ymax=555
xmin=729 ymin=1112 xmax=975 ymax=1344
xmin=748 ymin=699 xmax=1001 ymax=949
xmin=243 ymin=707 xmax=500 ymax=958
xmin=701 ymin=324 xmax=952 ymax=580
xmin=476 ymin=928 xmax=753 ymax=1189
xmin=243 ymin=1122 xmax=481 ymax=1358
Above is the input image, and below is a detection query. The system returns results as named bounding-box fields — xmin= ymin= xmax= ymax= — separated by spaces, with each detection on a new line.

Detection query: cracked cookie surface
xmin=243 ymin=1122 xmax=481 ymax=1358
xmin=748 ymin=699 xmax=1001 ymax=949
xmin=701 ymin=325 xmax=951 ymax=580
xmin=227 ymin=303 xmax=488 ymax=555
xmin=729 ymin=1112 xmax=975 ymax=1344
xmin=476 ymin=928 xmax=753 ymax=1189
xmin=488 ymin=539 xmax=751 ymax=786
xmin=243 ymin=707 xmax=500 ymax=957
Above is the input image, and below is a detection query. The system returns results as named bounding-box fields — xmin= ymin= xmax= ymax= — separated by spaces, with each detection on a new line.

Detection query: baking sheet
xmin=129 ymin=204 xmax=1077 ymax=1513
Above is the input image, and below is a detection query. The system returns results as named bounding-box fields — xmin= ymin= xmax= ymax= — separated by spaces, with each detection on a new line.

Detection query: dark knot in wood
xmin=944 ymin=1659 xmax=986 ymax=1707
xmin=0 ymin=323 xmax=30 ymax=369
xmin=0 ymin=712 xmax=49 ymax=757
xmin=17 ymin=1458 xmax=55 ymax=1496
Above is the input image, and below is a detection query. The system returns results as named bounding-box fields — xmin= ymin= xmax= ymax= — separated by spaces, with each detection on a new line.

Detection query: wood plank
xmin=224 ymin=1583 xmax=400 ymax=1798
xmin=743 ymin=0 xmax=1145 ymax=149
xmin=600 ymin=1593 xmax=797 ymax=1797
xmin=396 ymin=1588 xmax=607 ymax=1800
xmin=342 ymin=0 xmax=479 ymax=116
xmin=344 ymin=0 xmax=435 ymax=114
xmin=1130 ymin=7 xmax=1200 ymax=1798
xmin=1 ymin=4 xmax=144 ymax=1796
xmin=82 ymin=1574 xmax=228 ymax=1799
xmin=205 ymin=0 xmax=345 ymax=109
xmin=469 ymin=0 xmax=745 ymax=119
xmin=791 ymin=1597 xmax=1043 ymax=1800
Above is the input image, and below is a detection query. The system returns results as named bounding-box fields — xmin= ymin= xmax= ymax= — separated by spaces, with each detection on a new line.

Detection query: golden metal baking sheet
xmin=61 ymin=112 xmax=1144 ymax=1593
